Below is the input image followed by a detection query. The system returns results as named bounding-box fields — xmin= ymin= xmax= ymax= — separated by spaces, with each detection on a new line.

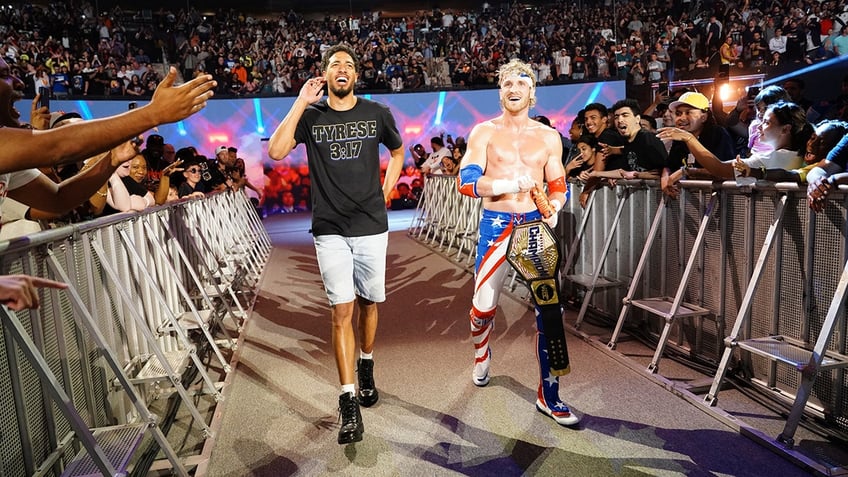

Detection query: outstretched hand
xmin=656 ymin=127 xmax=694 ymax=144
xmin=0 ymin=275 xmax=68 ymax=311
xmin=148 ymin=67 xmax=216 ymax=124
xmin=733 ymin=156 xmax=751 ymax=177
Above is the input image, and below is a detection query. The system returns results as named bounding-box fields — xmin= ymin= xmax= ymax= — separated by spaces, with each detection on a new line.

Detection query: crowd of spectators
xmin=3 ymin=0 xmax=847 ymax=100
xmin=6 ymin=0 xmax=848 ymax=339
xmin=4 ymin=0 xmax=848 ymax=226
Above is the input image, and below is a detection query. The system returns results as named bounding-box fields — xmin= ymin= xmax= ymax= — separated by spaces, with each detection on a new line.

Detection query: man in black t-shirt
xmin=587 ymin=99 xmax=668 ymax=181
xmin=268 ymin=44 xmax=404 ymax=446
xmin=578 ymin=102 xmax=626 ymax=207
xmin=203 ymin=145 xmax=233 ymax=191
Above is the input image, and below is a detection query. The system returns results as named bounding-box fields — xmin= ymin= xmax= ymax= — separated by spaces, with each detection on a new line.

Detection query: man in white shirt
xmin=420 ymin=136 xmax=451 ymax=174
xmin=555 ymin=49 xmax=571 ymax=81
xmin=769 ymin=28 xmax=788 ymax=56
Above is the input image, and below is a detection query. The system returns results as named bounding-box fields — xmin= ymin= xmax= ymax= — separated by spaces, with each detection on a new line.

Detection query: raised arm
xmin=1 ymin=68 xmax=215 ymax=174
xmin=154 ymin=160 xmax=183 ymax=205
xmin=268 ymin=77 xmax=325 ymax=160
xmin=10 ymin=141 xmax=138 ymax=214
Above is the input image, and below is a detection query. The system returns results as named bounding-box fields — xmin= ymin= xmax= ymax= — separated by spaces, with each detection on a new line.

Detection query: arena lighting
xmin=434 ymin=91 xmax=447 ymax=126
xmin=653 ymin=73 xmax=765 ymax=109
xmin=253 ymin=98 xmax=265 ymax=134
xmin=74 ymin=100 xmax=93 ymax=120
xmin=762 ymin=54 xmax=848 ymax=87
xmin=584 ymin=82 xmax=604 ymax=105
xmin=208 ymin=134 xmax=229 ymax=144
xmin=718 ymin=82 xmax=733 ymax=103
xmin=404 ymin=125 xmax=422 ymax=135
xmin=177 ymin=121 xmax=187 ymax=136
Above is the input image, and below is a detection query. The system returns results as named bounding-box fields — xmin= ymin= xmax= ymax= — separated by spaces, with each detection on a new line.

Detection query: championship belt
xmin=506 ymin=219 xmax=571 ymax=376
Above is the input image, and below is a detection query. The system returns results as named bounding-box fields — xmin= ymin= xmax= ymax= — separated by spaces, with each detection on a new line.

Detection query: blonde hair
xmin=497 ymin=59 xmax=536 ymax=107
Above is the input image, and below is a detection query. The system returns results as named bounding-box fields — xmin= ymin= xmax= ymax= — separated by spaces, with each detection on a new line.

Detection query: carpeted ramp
xmin=204 ymin=212 xmax=813 ymax=477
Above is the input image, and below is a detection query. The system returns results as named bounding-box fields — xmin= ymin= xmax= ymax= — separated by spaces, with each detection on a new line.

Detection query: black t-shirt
xmin=623 ymin=129 xmax=668 ymax=172
xmin=666 ymin=124 xmax=735 ymax=170
xmin=295 ymin=97 xmax=402 ymax=237
xmin=178 ymin=180 xmax=206 ymax=197
xmin=123 ymin=176 xmax=150 ymax=197
xmin=203 ymin=162 xmax=229 ymax=190
xmin=597 ymin=128 xmax=628 ymax=171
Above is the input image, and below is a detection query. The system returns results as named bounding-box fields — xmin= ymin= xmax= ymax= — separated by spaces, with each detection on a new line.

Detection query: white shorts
xmin=313 ymin=232 xmax=388 ymax=306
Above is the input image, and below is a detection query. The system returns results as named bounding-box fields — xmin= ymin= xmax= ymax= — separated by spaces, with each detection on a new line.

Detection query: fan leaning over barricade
xmin=0 ymin=56 xmax=216 ymax=309
xmin=576 ymin=102 xmax=626 ymax=208
xmin=657 ymin=101 xmax=813 ymax=189
xmin=456 ymin=58 xmax=578 ymax=427
xmin=581 ymin=99 xmax=669 ymax=183
xmin=803 ymin=123 xmax=848 ymax=212
xmin=733 ymin=120 xmax=848 ymax=190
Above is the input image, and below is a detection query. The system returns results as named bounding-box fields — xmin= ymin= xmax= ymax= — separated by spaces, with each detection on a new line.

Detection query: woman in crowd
xmin=105 ymin=155 xmax=182 ymax=213
xmin=566 ymin=134 xmax=599 ymax=180
xmin=126 ymin=74 xmax=145 ymax=96
xmin=438 ymin=154 xmax=459 ymax=175
xmin=735 ymin=119 xmax=848 ymax=185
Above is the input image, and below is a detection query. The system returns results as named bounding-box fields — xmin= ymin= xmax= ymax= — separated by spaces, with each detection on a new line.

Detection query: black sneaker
xmin=337 ymin=392 xmax=363 ymax=444
xmin=356 ymin=358 xmax=379 ymax=407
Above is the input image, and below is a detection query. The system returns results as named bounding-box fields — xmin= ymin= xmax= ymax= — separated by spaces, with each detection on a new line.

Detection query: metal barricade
xmin=0 ymin=190 xmax=265 ymax=476
xmin=411 ymin=176 xmax=848 ymax=443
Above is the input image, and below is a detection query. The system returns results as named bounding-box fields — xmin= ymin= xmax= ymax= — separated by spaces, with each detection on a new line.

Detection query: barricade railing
xmin=0 ymin=190 xmax=267 ymax=476
xmin=410 ymin=174 xmax=848 ymax=443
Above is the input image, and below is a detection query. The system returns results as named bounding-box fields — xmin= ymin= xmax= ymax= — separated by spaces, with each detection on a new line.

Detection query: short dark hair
xmin=321 ymin=43 xmax=359 ymax=73
xmin=584 ymin=102 xmax=609 ymax=117
xmin=431 ymin=136 xmax=444 ymax=147
xmin=576 ymin=134 xmax=599 ymax=150
xmin=533 ymin=115 xmax=552 ymax=127
xmin=611 ymin=99 xmax=641 ymax=117
xmin=754 ymin=85 xmax=790 ymax=106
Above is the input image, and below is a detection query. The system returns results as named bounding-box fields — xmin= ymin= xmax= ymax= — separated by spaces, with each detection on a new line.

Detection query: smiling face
xmin=129 ymin=155 xmax=148 ymax=183
xmin=583 ymin=109 xmax=608 ymax=135
xmin=184 ymin=163 xmax=202 ymax=185
xmin=0 ymin=57 xmax=26 ymax=127
xmin=757 ymin=108 xmax=789 ymax=149
xmin=324 ymin=51 xmax=357 ymax=98
xmin=498 ymin=74 xmax=534 ymax=113
xmin=673 ymin=105 xmax=708 ymax=134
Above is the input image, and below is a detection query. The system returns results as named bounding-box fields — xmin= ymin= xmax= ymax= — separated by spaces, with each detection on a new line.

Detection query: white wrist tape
xmin=491 ymin=179 xmax=520 ymax=196
xmin=549 ymin=199 xmax=562 ymax=213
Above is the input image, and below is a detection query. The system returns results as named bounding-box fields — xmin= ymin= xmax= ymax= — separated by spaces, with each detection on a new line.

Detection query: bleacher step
xmin=61 ymin=423 xmax=147 ymax=477
xmin=131 ymin=349 xmax=192 ymax=383
xmin=736 ymin=336 xmax=848 ymax=371
xmin=566 ymin=273 xmax=621 ymax=288
xmin=630 ymin=297 xmax=711 ymax=319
